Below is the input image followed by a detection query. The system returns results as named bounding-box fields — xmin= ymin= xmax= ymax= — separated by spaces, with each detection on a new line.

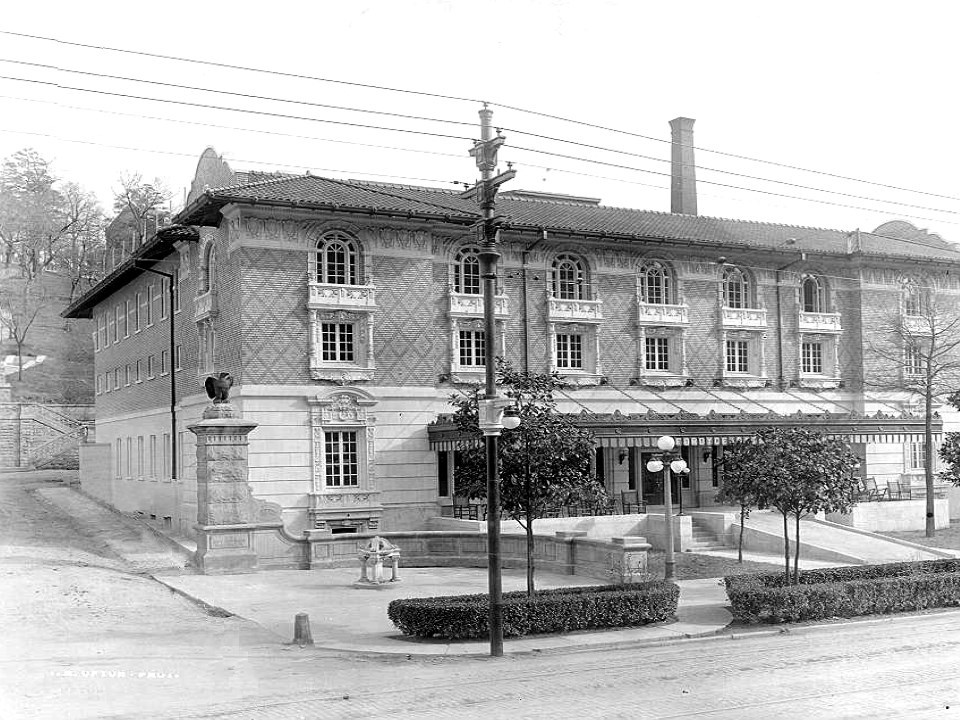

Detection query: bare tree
xmin=60 ymin=182 xmax=106 ymax=299
xmin=0 ymin=278 xmax=46 ymax=379
xmin=0 ymin=149 xmax=105 ymax=286
xmin=112 ymin=172 xmax=172 ymax=248
xmin=866 ymin=287 xmax=960 ymax=537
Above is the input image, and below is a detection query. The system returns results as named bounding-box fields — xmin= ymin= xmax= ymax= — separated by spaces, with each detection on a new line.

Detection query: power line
xmin=4 ymin=28 xmax=955 ymax=203
xmin=4 ymin=55 xmax=954 ymax=215
xmin=0 ymin=29 xmax=483 ymax=105
xmin=504 ymin=126 xmax=959 ymax=216
xmin=0 ymin=57 xmax=477 ymax=130
xmin=0 ymin=128 xmax=468 ymax=188
xmin=504 ymin=145 xmax=960 ymax=227
xmin=0 ymin=75 xmax=474 ymax=142
xmin=0 ymin=94 xmax=466 ymax=161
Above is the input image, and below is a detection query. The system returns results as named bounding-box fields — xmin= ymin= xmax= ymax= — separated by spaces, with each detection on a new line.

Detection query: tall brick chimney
xmin=669 ymin=117 xmax=697 ymax=215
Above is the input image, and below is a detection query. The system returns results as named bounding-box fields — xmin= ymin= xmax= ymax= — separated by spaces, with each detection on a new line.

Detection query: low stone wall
xmin=304 ymin=530 xmax=653 ymax=583
xmin=0 ymin=402 xmax=94 ymax=469
xmin=826 ymin=498 xmax=950 ymax=532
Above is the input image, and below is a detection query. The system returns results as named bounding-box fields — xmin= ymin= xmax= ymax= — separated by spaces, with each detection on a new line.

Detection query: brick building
xmin=64 ymin=127 xmax=960 ymax=538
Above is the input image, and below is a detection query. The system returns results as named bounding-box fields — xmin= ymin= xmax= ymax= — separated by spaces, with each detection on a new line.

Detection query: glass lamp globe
xmin=646 ymin=459 xmax=664 ymax=473
xmin=670 ymin=459 xmax=688 ymax=474
xmin=657 ymin=435 xmax=676 ymax=452
xmin=501 ymin=408 xmax=521 ymax=430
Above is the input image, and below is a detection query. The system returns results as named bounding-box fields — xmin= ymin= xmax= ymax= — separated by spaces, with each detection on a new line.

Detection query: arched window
xmin=316 ymin=231 xmax=359 ymax=285
xmin=639 ymin=261 xmax=673 ymax=304
xmin=801 ymin=275 xmax=825 ymax=313
xmin=552 ymin=254 xmax=585 ymax=300
xmin=722 ymin=266 xmax=749 ymax=308
xmin=199 ymin=243 xmax=216 ymax=294
xmin=904 ymin=281 xmax=926 ymax=316
xmin=454 ymin=246 xmax=482 ymax=295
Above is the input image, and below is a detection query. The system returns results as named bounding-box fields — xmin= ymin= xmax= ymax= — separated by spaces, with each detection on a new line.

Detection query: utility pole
xmin=467 ymin=103 xmax=516 ymax=657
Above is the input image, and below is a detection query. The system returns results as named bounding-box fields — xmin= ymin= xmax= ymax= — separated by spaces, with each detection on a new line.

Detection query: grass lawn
xmin=879 ymin=519 xmax=960 ymax=551
xmin=645 ymin=550 xmax=783 ymax=580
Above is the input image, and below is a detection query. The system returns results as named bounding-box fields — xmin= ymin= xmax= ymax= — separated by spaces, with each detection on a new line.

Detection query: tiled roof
xmin=174 ymin=175 xmax=960 ymax=263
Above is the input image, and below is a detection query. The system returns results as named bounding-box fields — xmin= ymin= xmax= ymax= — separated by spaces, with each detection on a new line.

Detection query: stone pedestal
xmin=610 ymin=536 xmax=654 ymax=583
xmin=189 ymin=403 xmax=282 ymax=574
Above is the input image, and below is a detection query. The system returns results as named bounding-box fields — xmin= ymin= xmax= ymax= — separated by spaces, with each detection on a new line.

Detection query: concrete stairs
xmin=686 ymin=517 xmax=728 ymax=551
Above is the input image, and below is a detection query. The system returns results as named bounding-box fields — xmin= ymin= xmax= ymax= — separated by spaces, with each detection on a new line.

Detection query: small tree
xmin=0 ymin=278 xmax=45 ymax=379
xmin=112 ymin=173 xmax=171 ymax=247
xmin=866 ymin=288 xmax=960 ymax=537
xmin=725 ymin=427 xmax=860 ymax=584
xmin=449 ymin=359 xmax=601 ymax=596
xmin=714 ymin=445 xmax=764 ymax=563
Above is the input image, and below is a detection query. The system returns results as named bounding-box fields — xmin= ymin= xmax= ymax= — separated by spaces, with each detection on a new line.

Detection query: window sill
xmin=720 ymin=375 xmax=768 ymax=389
xmin=633 ymin=373 xmax=688 ymax=388
xmin=310 ymin=366 xmax=375 ymax=382
xmin=555 ymin=370 xmax=604 ymax=387
xmin=798 ymin=376 xmax=841 ymax=389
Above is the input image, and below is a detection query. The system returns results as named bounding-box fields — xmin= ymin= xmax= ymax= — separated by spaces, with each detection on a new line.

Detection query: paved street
xmin=3 ymin=470 xmax=960 ymax=719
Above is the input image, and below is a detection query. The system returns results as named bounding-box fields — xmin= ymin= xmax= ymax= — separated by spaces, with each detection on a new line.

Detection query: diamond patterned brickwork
xmin=374 ymin=254 xmax=447 ymax=386
xmin=239 ymin=247 xmax=311 ymax=385
xmin=216 ymin=227 xmax=245 ymax=383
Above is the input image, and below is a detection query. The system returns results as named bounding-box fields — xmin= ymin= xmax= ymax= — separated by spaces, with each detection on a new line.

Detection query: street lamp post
xmin=646 ymin=435 xmax=688 ymax=581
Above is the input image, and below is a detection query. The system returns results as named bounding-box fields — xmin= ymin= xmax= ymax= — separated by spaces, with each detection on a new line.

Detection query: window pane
xmin=457 ymin=250 xmax=482 ymax=295
xmin=321 ymin=322 xmax=355 ymax=362
xmin=726 ymin=340 xmax=749 ymax=373
xmin=325 ymin=431 xmax=359 ymax=487
xmin=645 ymin=336 xmax=670 ymax=371
xmin=556 ymin=333 xmax=583 ymax=369
xmin=802 ymin=341 xmax=823 ymax=374
xmin=458 ymin=330 xmax=485 ymax=366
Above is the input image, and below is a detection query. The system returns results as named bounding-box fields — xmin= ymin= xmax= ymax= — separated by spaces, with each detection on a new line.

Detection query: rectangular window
xmin=321 ymin=322 xmax=355 ymax=362
xmin=145 ymin=285 xmax=154 ymax=326
xmin=126 ymin=437 xmax=132 ymax=477
xmin=801 ymin=341 xmax=823 ymax=374
xmin=147 ymin=355 xmax=155 ymax=379
xmin=103 ymin=373 xmax=110 ymax=393
xmin=115 ymin=439 xmax=122 ymax=479
xmin=137 ymin=436 xmax=144 ymax=478
xmin=113 ymin=367 xmax=120 ymax=390
xmin=135 ymin=359 xmax=142 ymax=383
xmin=172 ymin=269 xmax=181 ymax=312
xmin=175 ymin=344 xmax=182 ymax=371
xmin=645 ymin=336 xmax=670 ymax=371
xmin=905 ymin=346 xmax=923 ymax=376
xmin=107 ymin=312 xmax=116 ymax=346
xmin=726 ymin=340 xmax=749 ymax=373
xmin=93 ymin=329 xmax=99 ymax=353
xmin=124 ymin=365 xmax=131 ymax=386
xmin=162 ymin=433 xmax=170 ymax=478
xmin=135 ymin=292 xmax=144 ymax=332
xmin=159 ymin=278 xmax=168 ymax=320
xmin=124 ymin=300 xmax=132 ymax=337
xmin=324 ymin=431 xmax=359 ymax=487
xmin=150 ymin=435 xmax=157 ymax=477
xmin=458 ymin=330 xmax=485 ymax=367
xmin=556 ymin=333 xmax=583 ymax=369
xmin=114 ymin=305 xmax=122 ymax=344
xmin=160 ymin=350 xmax=168 ymax=376
xmin=98 ymin=313 xmax=107 ymax=349
xmin=909 ymin=442 xmax=926 ymax=470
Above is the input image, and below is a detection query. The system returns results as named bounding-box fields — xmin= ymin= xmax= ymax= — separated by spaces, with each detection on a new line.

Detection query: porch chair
xmin=887 ymin=480 xmax=912 ymax=501
xmin=862 ymin=477 xmax=888 ymax=501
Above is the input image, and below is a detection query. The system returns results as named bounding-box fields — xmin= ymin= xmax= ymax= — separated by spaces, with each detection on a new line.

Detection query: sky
xmin=1 ymin=0 xmax=958 ymax=240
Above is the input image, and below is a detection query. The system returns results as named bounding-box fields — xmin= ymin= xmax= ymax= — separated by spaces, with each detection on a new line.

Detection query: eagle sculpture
xmin=204 ymin=372 xmax=234 ymax=404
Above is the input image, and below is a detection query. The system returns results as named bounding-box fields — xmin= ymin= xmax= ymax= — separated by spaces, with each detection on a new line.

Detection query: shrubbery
xmin=387 ymin=581 xmax=679 ymax=639
xmin=725 ymin=559 xmax=960 ymax=624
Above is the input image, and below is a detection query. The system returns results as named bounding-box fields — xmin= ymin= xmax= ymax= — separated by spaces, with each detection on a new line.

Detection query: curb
xmin=153 ymin=576 xmax=240 ymax=621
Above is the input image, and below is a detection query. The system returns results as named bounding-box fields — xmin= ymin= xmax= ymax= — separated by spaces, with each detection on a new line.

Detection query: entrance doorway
xmin=640 ymin=446 xmax=691 ymax=508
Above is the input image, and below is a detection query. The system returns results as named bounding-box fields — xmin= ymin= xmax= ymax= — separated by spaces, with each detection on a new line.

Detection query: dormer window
xmin=552 ymin=253 xmax=585 ymax=300
xmin=454 ymin=246 xmax=482 ymax=295
xmin=316 ymin=231 xmax=359 ymax=285
xmin=722 ymin=266 xmax=750 ymax=308
xmin=801 ymin=275 xmax=825 ymax=313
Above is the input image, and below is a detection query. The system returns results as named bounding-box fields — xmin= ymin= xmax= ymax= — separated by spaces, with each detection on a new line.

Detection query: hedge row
xmin=725 ymin=559 xmax=960 ymax=624
xmin=387 ymin=582 xmax=679 ymax=639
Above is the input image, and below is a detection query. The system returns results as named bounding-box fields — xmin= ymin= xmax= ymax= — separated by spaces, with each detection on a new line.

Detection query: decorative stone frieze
xmin=637 ymin=302 xmax=690 ymax=326
xmin=799 ymin=311 xmax=842 ymax=334
xmin=721 ymin=306 xmax=768 ymax=329
xmin=547 ymin=297 xmax=604 ymax=323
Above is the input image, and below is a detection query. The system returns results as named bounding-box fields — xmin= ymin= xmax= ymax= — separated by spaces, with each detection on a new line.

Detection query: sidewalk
xmin=156 ymin=568 xmax=733 ymax=656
